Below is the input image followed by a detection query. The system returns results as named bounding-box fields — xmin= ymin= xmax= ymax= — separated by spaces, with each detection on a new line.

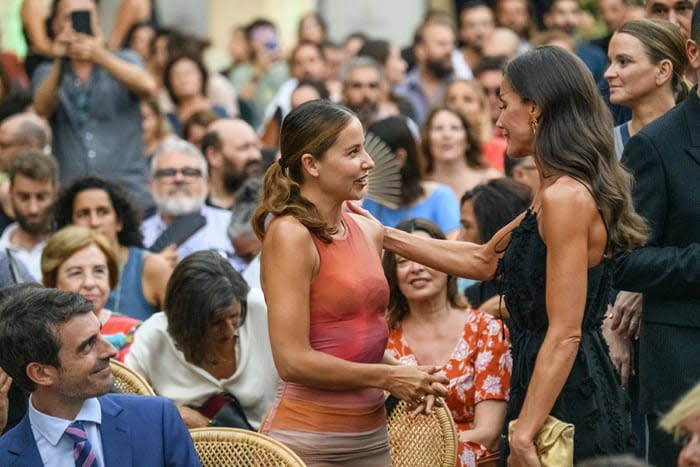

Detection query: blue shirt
xmin=362 ymin=184 xmax=461 ymax=234
xmin=28 ymin=396 xmax=105 ymax=467
xmin=394 ymin=69 xmax=452 ymax=125
xmin=31 ymin=50 xmax=154 ymax=214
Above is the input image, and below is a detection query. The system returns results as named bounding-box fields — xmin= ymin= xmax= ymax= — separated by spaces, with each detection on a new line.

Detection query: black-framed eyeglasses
xmin=153 ymin=167 xmax=203 ymax=179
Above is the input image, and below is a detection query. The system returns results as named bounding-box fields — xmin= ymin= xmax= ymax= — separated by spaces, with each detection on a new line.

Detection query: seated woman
xmin=361 ymin=117 xmax=461 ymax=236
xmin=421 ymin=107 xmax=501 ymax=200
xmin=41 ymin=226 xmax=140 ymax=361
xmin=125 ymin=251 xmax=279 ymax=430
xmin=382 ymin=218 xmax=512 ymax=465
xmin=457 ymin=177 xmax=532 ymax=309
xmin=54 ymin=176 xmax=172 ymax=321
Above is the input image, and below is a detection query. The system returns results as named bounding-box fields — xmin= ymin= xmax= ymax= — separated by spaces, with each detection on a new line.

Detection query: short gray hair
xmin=150 ymin=138 xmax=208 ymax=178
xmin=340 ymin=56 xmax=384 ymax=86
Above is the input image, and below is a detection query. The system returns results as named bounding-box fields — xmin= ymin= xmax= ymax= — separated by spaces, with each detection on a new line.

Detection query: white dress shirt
xmin=28 ymin=396 xmax=105 ymax=467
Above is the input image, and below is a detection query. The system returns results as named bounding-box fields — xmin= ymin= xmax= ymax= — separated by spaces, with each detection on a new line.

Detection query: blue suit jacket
xmin=0 ymin=393 xmax=201 ymax=467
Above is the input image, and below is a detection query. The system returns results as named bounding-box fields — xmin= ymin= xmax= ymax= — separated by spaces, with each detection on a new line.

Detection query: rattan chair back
xmin=386 ymin=398 xmax=458 ymax=467
xmin=109 ymin=359 xmax=156 ymax=396
xmin=190 ymin=427 xmax=307 ymax=467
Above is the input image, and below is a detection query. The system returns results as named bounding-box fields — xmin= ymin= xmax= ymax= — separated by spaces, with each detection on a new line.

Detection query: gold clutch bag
xmin=508 ymin=415 xmax=574 ymax=466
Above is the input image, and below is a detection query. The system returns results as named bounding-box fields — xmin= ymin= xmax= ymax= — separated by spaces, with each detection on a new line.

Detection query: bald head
xmin=0 ymin=113 xmax=52 ymax=170
xmin=482 ymin=27 xmax=521 ymax=58
xmin=201 ymin=119 xmax=262 ymax=193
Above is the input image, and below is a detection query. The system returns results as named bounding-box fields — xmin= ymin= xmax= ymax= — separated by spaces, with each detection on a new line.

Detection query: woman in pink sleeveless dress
xmin=253 ymin=100 xmax=449 ymax=466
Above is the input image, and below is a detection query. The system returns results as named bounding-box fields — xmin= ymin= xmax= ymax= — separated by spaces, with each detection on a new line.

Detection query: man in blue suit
xmin=0 ymin=284 xmax=201 ymax=466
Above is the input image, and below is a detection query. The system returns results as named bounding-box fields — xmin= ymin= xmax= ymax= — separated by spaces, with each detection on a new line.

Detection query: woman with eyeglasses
xmin=54 ymin=176 xmax=173 ymax=321
xmin=125 ymin=251 xmax=279 ymax=430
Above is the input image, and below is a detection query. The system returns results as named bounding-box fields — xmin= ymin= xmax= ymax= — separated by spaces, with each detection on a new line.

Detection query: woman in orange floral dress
xmin=383 ymin=218 xmax=512 ymax=466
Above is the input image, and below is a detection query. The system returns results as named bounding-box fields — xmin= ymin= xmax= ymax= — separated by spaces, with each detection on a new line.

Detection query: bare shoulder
xmin=264 ymin=215 xmax=314 ymax=247
xmin=541 ymin=177 xmax=596 ymax=214
xmin=347 ymin=212 xmax=383 ymax=253
xmin=142 ymin=250 xmax=173 ymax=277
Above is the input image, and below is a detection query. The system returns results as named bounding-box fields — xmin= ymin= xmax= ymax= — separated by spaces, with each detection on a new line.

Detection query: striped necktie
xmin=64 ymin=421 xmax=97 ymax=467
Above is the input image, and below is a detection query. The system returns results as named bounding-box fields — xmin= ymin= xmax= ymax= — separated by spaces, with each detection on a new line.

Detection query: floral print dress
xmin=386 ymin=309 xmax=512 ymax=467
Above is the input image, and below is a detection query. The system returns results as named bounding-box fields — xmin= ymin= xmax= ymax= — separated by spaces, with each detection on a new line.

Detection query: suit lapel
xmin=5 ymin=415 xmax=44 ymax=466
xmin=99 ymin=395 xmax=133 ymax=466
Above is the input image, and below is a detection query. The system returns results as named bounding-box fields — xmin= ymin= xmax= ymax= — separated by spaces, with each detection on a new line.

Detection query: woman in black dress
xmin=351 ymin=46 xmax=648 ymax=464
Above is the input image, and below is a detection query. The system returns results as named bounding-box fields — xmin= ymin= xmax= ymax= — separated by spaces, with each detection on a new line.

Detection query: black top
xmin=501 ymin=209 xmax=634 ymax=460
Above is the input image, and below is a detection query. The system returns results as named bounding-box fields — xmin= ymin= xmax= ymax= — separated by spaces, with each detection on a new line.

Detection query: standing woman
xmin=351 ymin=46 xmax=648 ymax=463
xmin=253 ymin=100 xmax=448 ymax=466
xmin=605 ymin=19 xmax=689 ymax=159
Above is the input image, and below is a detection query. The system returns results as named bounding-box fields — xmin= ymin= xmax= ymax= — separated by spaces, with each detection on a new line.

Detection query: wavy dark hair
xmin=421 ymin=107 xmax=487 ymax=174
xmin=366 ymin=117 xmax=424 ymax=206
xmin=54 ymin=176 xmax=144 ymax=248
xmin=165 ymin=251 xmax=250 ymax=365
xmin=504 ymin=46 xmax=647 ymax=251
xmin=253 ymin=100 xmax=354 ymax=243
xmin=382 ymin=218 xmax=468 ymax=329
xmin=461 ymin=177 xmax=532 ymax=243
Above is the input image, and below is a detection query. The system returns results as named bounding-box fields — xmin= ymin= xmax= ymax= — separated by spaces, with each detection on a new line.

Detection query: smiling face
xmin=495 ymin=79 xmax=537 ymax=158
xmin=309 ymin=117 xmax=375 ymax=202
xmin=427 ymin=109 xmax=469 ymax=166
xmin=604 ymin=32 xmax=665 ymax=106
xmin=51 ymin=312 xmax=117 ymax=403
xmin=56 ymin=243 xmax=111 ymax=314
xmin=396 ymin=230 xmax=449 ymax=304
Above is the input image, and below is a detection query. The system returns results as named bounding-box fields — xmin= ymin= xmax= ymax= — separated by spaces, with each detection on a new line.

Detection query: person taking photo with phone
xmin=32 ymin=0 xmax=157 ymax=215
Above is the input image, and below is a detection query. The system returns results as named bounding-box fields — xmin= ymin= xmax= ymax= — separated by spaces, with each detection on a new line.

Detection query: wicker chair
xmin=190 ymin=427 xmax=307 ymax=467
xmin=109 ymin=359 xmax=155 ymax=396
xmin=386 ymin=398 xmax=458 ymax=467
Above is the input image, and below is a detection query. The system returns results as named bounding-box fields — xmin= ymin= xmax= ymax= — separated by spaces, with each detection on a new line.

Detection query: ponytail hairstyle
xmin=616 ymin=19 xmax=690 ymax=104
xmin=253 ymin=100 xmax=354 ymax=243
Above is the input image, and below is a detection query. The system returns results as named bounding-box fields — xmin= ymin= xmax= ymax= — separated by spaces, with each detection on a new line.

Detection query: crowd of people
xmin=0 ymin=0 xmax=699 ymax=466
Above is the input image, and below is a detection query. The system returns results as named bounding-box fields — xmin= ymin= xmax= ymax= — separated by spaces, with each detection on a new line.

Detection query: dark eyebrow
xmin=77 ymin=332 xmax=99 ymax=353
xmin=345 ymin=143 xmax=362 ymax=152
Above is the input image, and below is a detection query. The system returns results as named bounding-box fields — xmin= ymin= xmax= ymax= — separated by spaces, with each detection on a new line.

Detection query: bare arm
xmin=383 ymin=211 xmax=525 ymax=281
xmin=72 ymin=35 xmax=156 ymax=96
xmin=108 ymin=0 xmax=149 ymax=50
xmin=261 ymin=217 xmax=447 ymax=399
xmin=459 ymin=400 xmax=507 ymax=451
xmin=21 ymin=0 xmax=58 ymax=58
xmin=33 ymin=58 xmax=63 ymax=117
xmin=142 ymin=252 xmax=173 ymax=309
xmin=509 ymin=184 xmax=594 ymax=457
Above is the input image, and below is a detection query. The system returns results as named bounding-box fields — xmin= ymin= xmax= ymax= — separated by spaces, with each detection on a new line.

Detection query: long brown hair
xmin=252 ymin=100 xmax=354 ymax=243
xmin=420 ymin=107 xmax=487 ymax=174
xmin=504 ymin=46 xmax=647 ymax=251
xmin=382 ymin=218 xmax=468 ymax=329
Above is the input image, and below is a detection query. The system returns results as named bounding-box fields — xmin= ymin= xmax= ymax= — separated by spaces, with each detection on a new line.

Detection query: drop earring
xmin=530 ymin=117 xmax=539 ymax=134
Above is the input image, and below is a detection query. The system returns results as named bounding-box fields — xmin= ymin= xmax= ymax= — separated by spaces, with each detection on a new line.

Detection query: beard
xmin=222 ymin=159 xmax=261 ymax=194
xmin=346 ymin=100 xmax=378 ymax=126
xmin=425 ymin=57 xmax=454 ymax=79
xmin=153 ymin=191 xmax=206 ymax=216
xmin=14 ymin=210 xmax=51 ymax=235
